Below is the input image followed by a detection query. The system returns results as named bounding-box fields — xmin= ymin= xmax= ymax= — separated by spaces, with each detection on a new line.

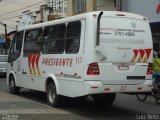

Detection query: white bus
xmin=7 ymin=11 xmax=153 ymax=107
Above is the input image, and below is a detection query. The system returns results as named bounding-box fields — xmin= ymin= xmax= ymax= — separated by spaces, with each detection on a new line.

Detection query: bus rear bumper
xmin=84 ymin=80 xmax=153 ymax=95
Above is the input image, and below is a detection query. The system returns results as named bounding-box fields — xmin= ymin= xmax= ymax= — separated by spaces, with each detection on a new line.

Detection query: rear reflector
xmin=87 ymin=62 xmax=100 ymax=75
xmin=93 ymin=14 xmax=97 ymax=17
xmin=104 ymin=88 xmax=110 ymax=91
xmin=147 ymin=63 xmax=153 ymax=75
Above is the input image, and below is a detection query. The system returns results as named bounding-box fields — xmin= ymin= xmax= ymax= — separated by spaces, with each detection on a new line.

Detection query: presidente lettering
xmin=42 ymin=58 xmax=73 ymax=67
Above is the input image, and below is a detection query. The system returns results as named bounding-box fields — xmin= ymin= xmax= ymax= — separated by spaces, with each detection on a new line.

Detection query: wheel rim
xmin=48 ymin=85 xmax=56 ymax=103
xmin=9 ymin=78 xmax=15 ymax=90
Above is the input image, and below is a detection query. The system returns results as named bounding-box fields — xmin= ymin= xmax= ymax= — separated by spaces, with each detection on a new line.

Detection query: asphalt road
xmin=0 ymin=76 xmax=160 ymax=120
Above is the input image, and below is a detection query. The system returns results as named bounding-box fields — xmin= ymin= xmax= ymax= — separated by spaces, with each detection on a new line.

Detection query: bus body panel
xmin=95 ymin=15 xmax=152 ymax=85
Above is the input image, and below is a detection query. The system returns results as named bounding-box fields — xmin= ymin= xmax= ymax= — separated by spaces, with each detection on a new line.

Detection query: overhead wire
xmin=3 ymin=0 xmax=29 ymax=6
xmin=0 ymin=6 xmax=42 ymax=21
xmin=0 ymin=0 xmax=45 ymax=17
xmin=3 ymin=0 xmax=41 ymax=4
xmin=0 ymin=0 xmax=46 ymax=32
xmin=2 ymin=0 xmax=44 ymax=6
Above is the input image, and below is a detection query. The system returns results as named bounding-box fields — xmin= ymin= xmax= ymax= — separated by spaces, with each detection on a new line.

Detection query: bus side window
xmin=65 ymin=21 xmax=81 ymax=54
xmin=8 ymin=31 xmax=23 ymax=63
xmin=42 ymin=24 xmax=66 ymax=54
xmin=24 ymin=29 xmax=42 ymax=55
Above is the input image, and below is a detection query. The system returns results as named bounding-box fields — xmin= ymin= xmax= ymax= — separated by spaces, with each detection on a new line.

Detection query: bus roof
xmin=18 ymin=11 xmax=147 ymax=31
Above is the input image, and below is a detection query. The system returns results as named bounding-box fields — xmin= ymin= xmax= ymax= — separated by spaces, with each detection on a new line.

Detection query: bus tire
xmin=92 ymin=93 xmax=116 ymax=106
xmin=105 ymin=93 xmax=116 ymax=105
xmin=46 ymin=82 xmax=62 ymax=107
xmin=9 ymin=75 xmax=20 ymax=95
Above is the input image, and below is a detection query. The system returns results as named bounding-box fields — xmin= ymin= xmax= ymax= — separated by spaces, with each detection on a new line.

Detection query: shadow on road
xmin=16 ymin=90 xmax=140 ymax=119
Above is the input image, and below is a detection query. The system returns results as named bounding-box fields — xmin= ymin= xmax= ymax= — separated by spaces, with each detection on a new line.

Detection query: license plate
xmin=118 ymin=64 xmax=129 ymax=71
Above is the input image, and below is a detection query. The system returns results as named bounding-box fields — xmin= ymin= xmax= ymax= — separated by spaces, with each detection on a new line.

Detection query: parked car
xmin=0 ymin=55 xmax=8 ymax=77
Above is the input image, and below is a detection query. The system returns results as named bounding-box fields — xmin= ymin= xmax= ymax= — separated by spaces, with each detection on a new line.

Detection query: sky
xmin=0 ymin=0 xmax=46 ymax=34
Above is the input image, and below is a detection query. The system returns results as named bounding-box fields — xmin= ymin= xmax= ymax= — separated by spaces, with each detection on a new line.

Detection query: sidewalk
xmin=0 ymin=90 xmax=70 ymax=114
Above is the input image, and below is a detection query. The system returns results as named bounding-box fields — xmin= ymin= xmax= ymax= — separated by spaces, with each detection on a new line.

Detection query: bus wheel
xmin=9 ymin=75 xmax=20 ymax=94
xmin=92 ymin=93 xmax=116 ymax=106
xmin=46 ymin=82 xmax=62 ymax=107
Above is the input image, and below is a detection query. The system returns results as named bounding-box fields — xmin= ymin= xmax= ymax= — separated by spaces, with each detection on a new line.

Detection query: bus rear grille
xmin=127 ymin=76 xmax=145 ymax=80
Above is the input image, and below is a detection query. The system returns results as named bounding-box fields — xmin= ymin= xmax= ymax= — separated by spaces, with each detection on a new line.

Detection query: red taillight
xmin=147 ymin=63 xmax=153 ymax=75
xmin=87 ymin=63 xmax=100 ymax=75
xmin=93 ymin=14 xmax=97 ymax=17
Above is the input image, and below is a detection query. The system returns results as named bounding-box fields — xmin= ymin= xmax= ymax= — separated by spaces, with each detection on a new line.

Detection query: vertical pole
xmin=4 ymin=24 xmax=7 ymax=54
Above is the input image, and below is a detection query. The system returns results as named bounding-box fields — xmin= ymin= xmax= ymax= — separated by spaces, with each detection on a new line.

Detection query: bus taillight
xmin=87 ymin=63 xmax=100 ymax=75
xmin=147 ymin=63 xmax=153 ymax=75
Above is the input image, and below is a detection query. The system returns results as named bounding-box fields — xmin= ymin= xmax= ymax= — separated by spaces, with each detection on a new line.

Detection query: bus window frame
xmin=42 ymin=24 xmax=66 ymax=54
xmin=65 ymin=21 xmax=81 ymax=54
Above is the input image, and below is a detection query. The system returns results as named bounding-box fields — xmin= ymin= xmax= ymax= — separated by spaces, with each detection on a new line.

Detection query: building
xmin=46 ymin=0 xmax=67 ymax=14
xmin=16 ymin=0 xmax=67 ymax=30
xmin=122 ymin=0 xmax=160 ymax=51
xmin=67 ymin=0 xmax=121 ymax=16
xmin=16 ymin=10 xmax=36 ymax=30
xmin=46 ymin=0 xmax=67 ymax=20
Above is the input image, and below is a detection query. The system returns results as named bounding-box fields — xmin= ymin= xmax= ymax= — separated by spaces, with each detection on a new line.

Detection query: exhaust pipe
xmin=96 ymin=11 xmax=103 ymax=46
